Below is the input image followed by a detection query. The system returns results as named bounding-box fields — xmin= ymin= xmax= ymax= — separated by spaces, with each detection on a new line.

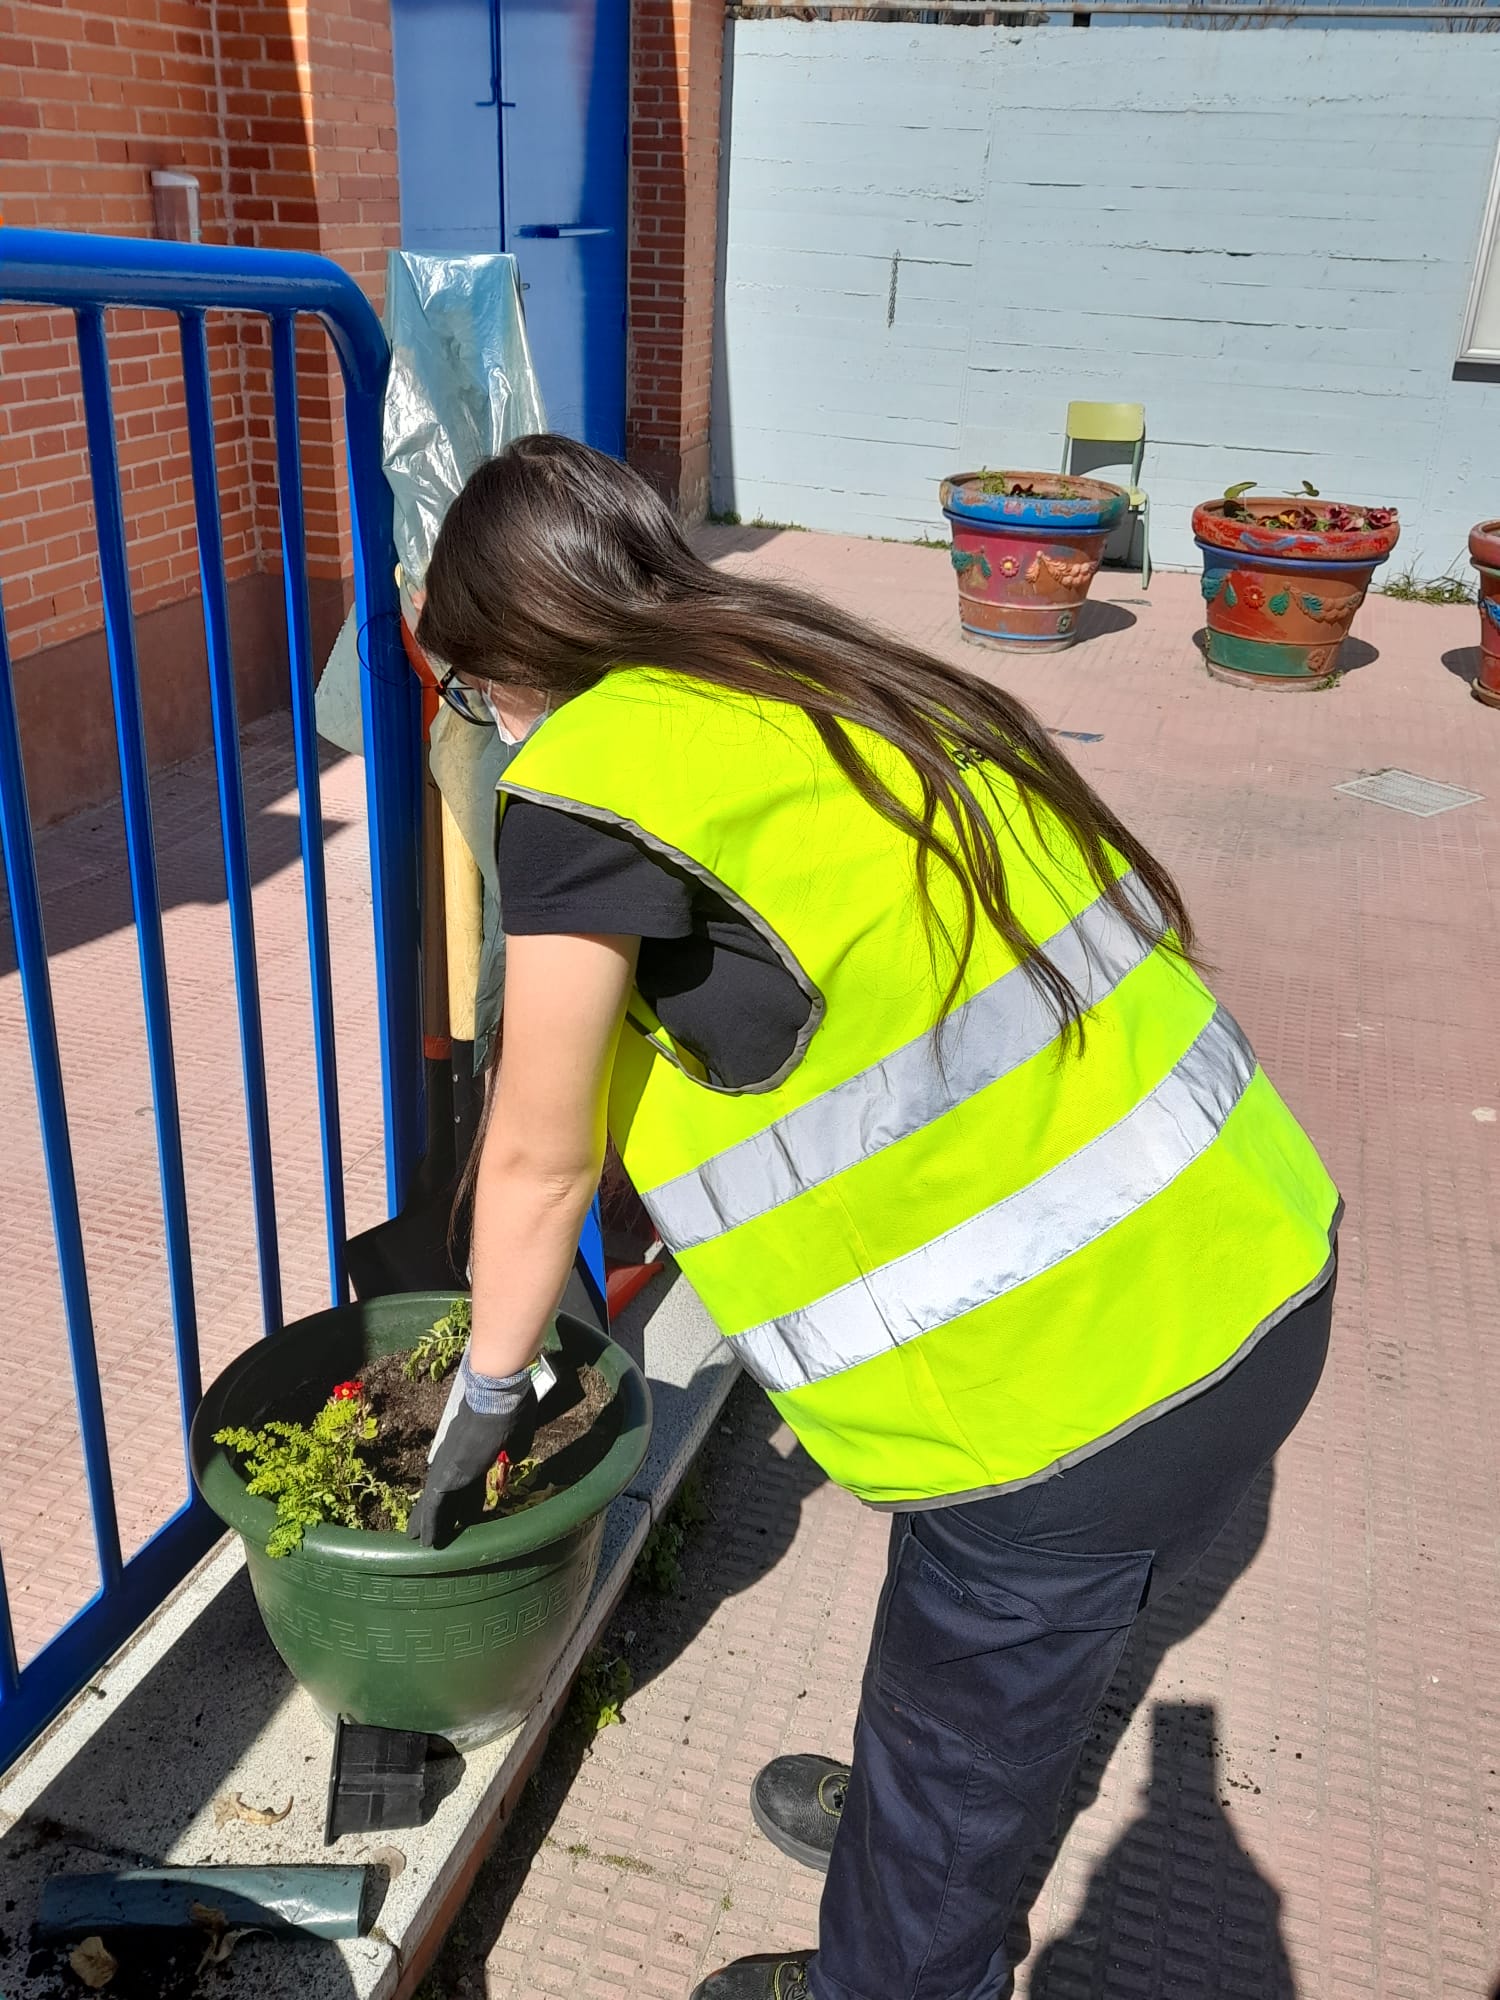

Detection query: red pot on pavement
xmin=1193 ymin=497 xmax=1399 ymax=690
xmin=1469 ymin=519 xmax=1500 ymax=711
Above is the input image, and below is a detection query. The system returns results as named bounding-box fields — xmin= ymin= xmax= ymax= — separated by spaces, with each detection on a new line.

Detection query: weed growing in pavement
xmin=1382 ymin=565 xmax=1476 ymax=606
xmin=635 ymin=1471 xmax=711 ymax=1597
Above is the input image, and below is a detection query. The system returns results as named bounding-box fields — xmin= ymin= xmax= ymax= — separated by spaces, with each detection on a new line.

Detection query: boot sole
xmin=750 ymin=1784 xmax=833 ymax=1875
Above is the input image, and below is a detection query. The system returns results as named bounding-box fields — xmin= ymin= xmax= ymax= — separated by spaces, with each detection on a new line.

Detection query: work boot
xmin=750 ymin=1754 xmax=848 ymax=1873
xmin=689 ymin=1954 xmax=812 ymax=2000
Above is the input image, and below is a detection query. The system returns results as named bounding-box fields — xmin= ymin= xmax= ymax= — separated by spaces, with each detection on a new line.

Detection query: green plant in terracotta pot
xmin=1193 ymin=483 xmax=1400 ymax=690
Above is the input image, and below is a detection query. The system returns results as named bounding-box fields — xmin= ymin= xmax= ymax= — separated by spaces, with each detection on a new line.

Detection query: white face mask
xmin=482 ymin=689 xmax=550 ymax=746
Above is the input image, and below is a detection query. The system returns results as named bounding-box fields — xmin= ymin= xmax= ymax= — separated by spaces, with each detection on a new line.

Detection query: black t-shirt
xmin=496 ymin=800 xmax=813 ymax=1090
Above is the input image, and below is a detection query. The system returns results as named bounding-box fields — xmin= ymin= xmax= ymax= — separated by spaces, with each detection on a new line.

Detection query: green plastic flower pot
xmin=190 ymin=1293 xmax=651 ymax=1748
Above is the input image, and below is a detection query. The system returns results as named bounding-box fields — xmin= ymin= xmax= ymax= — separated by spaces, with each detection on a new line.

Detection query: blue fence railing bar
xmin=271 ymin=312 xmax=350 ymax=1304
xmin=0 ymin=229 xmax=424 ymax=1772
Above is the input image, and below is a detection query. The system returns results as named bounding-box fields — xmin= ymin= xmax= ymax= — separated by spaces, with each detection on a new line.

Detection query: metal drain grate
xmin=1334 ymin=769 xmax=1484 ymax=818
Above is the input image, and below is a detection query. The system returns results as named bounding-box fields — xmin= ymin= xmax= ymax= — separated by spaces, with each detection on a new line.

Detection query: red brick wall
xmin=0 ymin=0 xmax=400 ymax=666
xmin=628 ymin=0 xmax=725 ymax=521
xmin=1 ymin=0 xmax=726 ymax=803
xmin=1 ymin=1 xmax=255 ymax=658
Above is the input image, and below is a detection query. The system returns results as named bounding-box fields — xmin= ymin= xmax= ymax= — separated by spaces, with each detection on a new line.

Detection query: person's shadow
xmin=1007 ymin=1464 xmax=1279 ymax=1984
xmin=1027 ymin=1699 xmax=1296 ymax=1998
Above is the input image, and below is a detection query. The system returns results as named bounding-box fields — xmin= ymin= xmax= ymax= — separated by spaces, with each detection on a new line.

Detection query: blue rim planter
xmin=940 ymin=471 xmax=1128 ymax=653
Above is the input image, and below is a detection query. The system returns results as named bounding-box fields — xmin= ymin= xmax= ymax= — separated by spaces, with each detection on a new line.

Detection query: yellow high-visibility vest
xmin=501 ymin=669 xmax=1339 ymax=1506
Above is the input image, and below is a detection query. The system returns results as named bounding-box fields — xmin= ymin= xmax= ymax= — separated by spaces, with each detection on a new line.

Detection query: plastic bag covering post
xmin=315 ymin=250 xmax=545 ymax=758
xmin=382 ymin=249 xmax=545 ymax=591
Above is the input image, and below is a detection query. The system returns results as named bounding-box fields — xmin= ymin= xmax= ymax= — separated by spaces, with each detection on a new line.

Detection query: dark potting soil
xmin=22 ymin=1934 xmax=212 ymax=2000
xmin=353 ymin=1351 xmax=617 ymax=1529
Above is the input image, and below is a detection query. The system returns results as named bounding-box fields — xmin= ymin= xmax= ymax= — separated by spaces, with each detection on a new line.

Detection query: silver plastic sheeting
xmin=382 ymin=249 xmax=546 ymax=591
xmin=316 ymin=249 xmax=545 ymax=756
xmin=314 ymin=250 xmax=546 ymax=1062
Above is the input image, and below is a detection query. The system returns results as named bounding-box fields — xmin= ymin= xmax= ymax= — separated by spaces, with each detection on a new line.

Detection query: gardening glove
xmin=406 ymin=1350 xmax=537 ymax=1550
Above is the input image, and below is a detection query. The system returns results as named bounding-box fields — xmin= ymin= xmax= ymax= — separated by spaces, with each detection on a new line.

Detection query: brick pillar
xmin=627 ymin=0 xmax=724 ymax=523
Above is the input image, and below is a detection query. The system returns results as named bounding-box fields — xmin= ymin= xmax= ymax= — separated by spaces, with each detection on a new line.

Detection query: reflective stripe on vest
xmin=726 ymin=1004 xmax=1256 ymax=1394
xmin=640 ymin=871 xmax=1165 ymax=1253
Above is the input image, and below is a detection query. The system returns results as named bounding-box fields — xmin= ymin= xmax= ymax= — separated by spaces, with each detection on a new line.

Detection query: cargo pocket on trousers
xmin=872 ymin=1519 xmax=1152 ymax=1767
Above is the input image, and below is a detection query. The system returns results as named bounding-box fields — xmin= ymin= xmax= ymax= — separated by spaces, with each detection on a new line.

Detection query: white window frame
xmin=1459 ymin=136 xmax=1500 ymax=365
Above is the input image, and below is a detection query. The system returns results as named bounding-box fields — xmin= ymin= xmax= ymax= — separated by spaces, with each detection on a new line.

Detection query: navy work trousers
xmin=807 ymin=1270 xmax=1335 ymax=2000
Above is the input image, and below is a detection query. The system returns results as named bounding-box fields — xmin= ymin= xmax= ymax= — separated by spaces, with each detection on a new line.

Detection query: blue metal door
xmin=390 ymin=0 xmax=628 ymax=455
xmin=389 ymin=0 xmax=503 ymax=257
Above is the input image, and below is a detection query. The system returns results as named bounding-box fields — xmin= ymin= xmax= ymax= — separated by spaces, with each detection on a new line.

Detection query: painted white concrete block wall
xmin=712 ymin=23 xmax=1500 ymax=574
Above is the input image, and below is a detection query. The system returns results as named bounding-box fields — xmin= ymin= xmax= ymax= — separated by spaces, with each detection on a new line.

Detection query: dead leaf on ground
xmin=69 ymin=1936 xmax=118 ymax=1989
xmin=190 ymin=1902 xmax=252 ymax=1972
xmin=212 ymin=1792 xmax=293 ymax=1828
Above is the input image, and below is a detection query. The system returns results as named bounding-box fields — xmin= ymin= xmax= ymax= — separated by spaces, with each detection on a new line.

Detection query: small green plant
xmin=482 ymin=1449 xmax=542 ymax=1511
xmin=634 ymin=1471 xmax=710 ymax=1597
xmin=1382 ymin=565 xmax=1475 ymax=606
xmin=560 ymin=1841 xmax=654 ymax=1875
xmin=572 ymin=1647 xmax=632 ymax=1733
xmin=214 ymin=1392 xmax=415 ymax=1556
xmin=402 ymin=1297 xmax=471 ymax=1383
xmin=976 ymin=471 xmax=1077 ymax=500
xmin=705 ymin=506 xmax=806 ymax=532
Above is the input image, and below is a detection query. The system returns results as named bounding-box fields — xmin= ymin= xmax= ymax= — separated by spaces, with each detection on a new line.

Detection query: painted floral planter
xmin=940 ymin=471 xmax=1128 ymax=652
xmin=1468 ymin=519 xmax=1500 ymax=711
xmin=1193 ymin=499 xmax=1400 ymax=690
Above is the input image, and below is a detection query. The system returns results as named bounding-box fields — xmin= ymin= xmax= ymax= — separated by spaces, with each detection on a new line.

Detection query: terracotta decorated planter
xmin=1192 ymin=496 xmax=1399 ymax=690
xmin=940 ymin=471 xmax=1128 ymax=652
xmin=1469 ymin=519 xmax=1500 ymax=711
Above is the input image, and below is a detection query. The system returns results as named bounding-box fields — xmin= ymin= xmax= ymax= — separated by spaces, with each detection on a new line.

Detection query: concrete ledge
xmin=0 ymin=1271 xmax=735 ymax=2000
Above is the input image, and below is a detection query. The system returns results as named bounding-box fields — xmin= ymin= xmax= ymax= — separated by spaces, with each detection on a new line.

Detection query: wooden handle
xmin=440 ymin=793 xmax=484 ymax=1044
xmin=420 ymin=773 xmax=449 ymax=1051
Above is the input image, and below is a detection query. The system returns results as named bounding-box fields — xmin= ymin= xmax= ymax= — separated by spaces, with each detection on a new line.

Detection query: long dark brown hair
xmin=418 ymin=433 xmax=1195 ymax=1040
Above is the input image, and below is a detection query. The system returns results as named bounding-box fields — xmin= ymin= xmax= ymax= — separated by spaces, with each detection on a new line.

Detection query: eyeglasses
xmin=435 ymin=666 xmax=493 ymax=727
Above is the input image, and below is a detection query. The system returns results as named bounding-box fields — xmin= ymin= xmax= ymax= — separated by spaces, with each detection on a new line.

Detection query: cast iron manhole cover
xmin=1334 ymin=769 xmax=1483 ymax=818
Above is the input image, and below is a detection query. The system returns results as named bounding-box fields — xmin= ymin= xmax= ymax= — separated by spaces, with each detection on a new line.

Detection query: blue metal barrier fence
xmin=0 ymin=231 xmax=425 ymax=1771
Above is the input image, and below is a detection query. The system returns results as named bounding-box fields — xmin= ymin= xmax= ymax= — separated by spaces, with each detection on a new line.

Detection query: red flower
xmin=483 ymin=1450 xmax=512 ymax=1513
xmin=331 ymin=1380 xmax=363 ymax=1402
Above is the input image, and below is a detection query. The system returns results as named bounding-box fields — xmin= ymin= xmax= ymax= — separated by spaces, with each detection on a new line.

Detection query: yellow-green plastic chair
xmin=1061 ymin=401 xmax=1151 ymax=588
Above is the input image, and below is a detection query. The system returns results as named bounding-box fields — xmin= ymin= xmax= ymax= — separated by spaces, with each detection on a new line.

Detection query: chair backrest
xmin=1065 ymin=400 xmax=1145 ymax=446
xmin=1062 ymin=401 xmax=1145 ymax=486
